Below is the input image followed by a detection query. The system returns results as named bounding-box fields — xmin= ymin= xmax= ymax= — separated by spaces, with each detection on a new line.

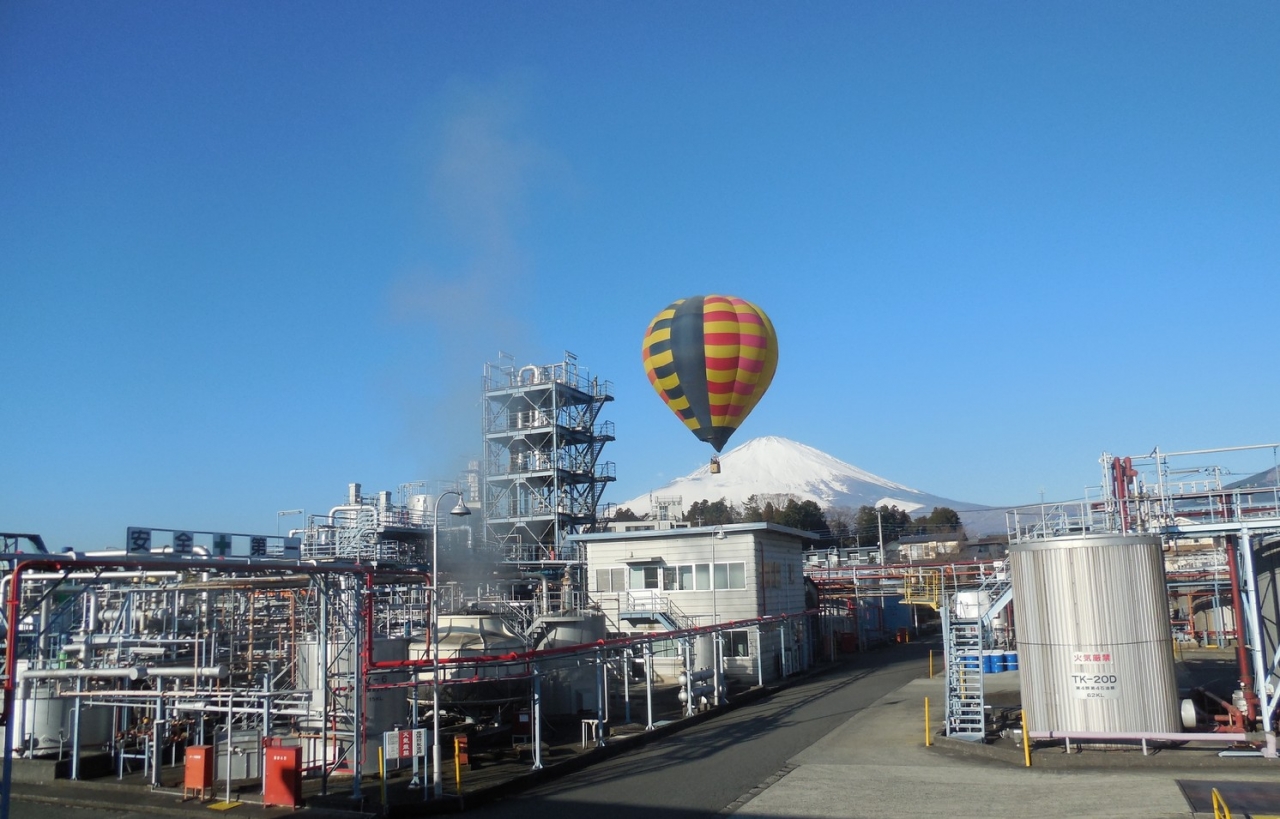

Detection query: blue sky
xmin=3 ymin=3 xmax=1278 ymax=549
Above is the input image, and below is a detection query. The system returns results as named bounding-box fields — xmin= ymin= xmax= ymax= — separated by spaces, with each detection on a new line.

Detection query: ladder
xmin=942 ymin=600 xmax=985 ymax=741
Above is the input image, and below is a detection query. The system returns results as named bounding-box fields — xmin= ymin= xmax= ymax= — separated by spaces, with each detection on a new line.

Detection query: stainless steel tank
xmin=1009 ymin=533 xmax=1180 ymax=736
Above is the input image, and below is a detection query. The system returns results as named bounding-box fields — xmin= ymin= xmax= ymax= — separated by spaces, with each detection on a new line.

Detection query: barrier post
xmin=924 ymin=698 xmax=931 ymax=747
xmin=379 ymin=747 xmax=387 ymax=814
xmin=1021 ymin=710 xmax=1032 ymax=768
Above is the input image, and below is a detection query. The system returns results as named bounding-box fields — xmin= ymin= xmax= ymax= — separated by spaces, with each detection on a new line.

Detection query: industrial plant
xmin=3 ymin=353 xmax=1280 ymax=814
xmin=0 ymin=352 xmax=817 ymax=811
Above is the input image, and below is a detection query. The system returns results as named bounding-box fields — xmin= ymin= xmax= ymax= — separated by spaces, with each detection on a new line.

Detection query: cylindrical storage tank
xmin=1010 ymin=533 xmax=1179 ymax=738
xmin=955 ymin=590 xmax=991 ymax=619
xmin=15 ymin=682 xmax=112 ymax=754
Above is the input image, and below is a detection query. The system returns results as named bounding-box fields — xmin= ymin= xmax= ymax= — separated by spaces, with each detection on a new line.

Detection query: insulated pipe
xmin=1029 ymin=730 xmax=1247 ymax=743
xmin=17 ymin=667 xmax=147 ymax=681
xmin=144 ymin=666 xmax=229 ymax=679
xmin=531 ymin=662 xmax=543 ymax=771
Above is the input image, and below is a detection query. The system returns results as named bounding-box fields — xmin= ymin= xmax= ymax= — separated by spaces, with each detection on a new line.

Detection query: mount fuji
xmin=615 ymin=436 xmax=1005 ymax=534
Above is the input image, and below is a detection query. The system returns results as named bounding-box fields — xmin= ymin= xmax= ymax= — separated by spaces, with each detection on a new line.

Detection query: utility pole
xmin=876 ymin=507 xmax=885 ymax=566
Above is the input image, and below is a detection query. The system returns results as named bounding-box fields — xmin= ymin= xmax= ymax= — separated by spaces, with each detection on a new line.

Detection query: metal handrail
xmin=1212 ymin=787 xmax=1232 ymax=819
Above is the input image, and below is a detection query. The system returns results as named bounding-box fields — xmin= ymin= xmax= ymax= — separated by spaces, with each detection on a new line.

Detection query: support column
xmin=531 ymin=663 xmax=543 ymax=770
xmin=644 ymin=641 xmax=654 ymax=731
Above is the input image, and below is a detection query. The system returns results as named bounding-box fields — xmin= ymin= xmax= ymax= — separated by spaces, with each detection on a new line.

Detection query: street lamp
xmin=431 ymin=490 xmax=471 ymax=799
xmin=711 ymin=526 xmax=726 ymax=625
xmin=277 ymin=509 xmax=303 ymax=536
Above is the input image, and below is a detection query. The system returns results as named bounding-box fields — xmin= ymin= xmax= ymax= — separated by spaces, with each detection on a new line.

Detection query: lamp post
xmin=277 ymin=509 xmax=303 ymax=537
xmin=431 ymin=490 xmax=471 ymax=799
xmin=711 ymin=526 xmax=726 ymax=625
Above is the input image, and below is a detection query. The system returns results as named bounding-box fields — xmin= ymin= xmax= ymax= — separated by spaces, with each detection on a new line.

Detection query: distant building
xmin=894 ymin=532 xmax=964 ymax=563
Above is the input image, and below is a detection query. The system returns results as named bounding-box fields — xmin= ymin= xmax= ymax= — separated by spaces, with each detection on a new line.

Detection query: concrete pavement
xmin=734 ymin=671 xmax=1280 ymax=819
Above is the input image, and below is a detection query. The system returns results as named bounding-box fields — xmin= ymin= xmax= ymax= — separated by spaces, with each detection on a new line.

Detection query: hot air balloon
xmin=641 ymin=295 xmax=778 ymax=472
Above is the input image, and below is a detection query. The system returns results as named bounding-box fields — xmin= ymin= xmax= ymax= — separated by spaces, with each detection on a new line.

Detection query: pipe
xmin=17 ymin=667 xmax=147 ymax=681
xmin=1029 ymin=730 xmax=1247 ymax=743
xmin=1225 ymin=535 xmax=1260 ymax=723
xmin=145 ymin=666 xmax=229 ymax=679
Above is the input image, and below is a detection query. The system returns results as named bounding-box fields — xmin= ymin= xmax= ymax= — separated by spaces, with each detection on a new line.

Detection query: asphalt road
xmin=467 ymin=639 xmax=936 ymax=819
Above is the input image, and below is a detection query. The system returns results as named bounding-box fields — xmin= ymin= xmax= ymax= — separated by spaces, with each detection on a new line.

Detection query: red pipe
xmin=1224 ymin=536 xmax=1260 ymax=724
xmin=366 ymin=611 xmax=807 ymax=670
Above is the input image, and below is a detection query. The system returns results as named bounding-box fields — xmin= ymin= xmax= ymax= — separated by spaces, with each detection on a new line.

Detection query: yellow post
xmin=929 ymin=650 xmax=934 ymax=679
xmin=924 ymin=697 xmax=931 ymax=746
xmin=1021 ymin=709 xmax=1032 ymax=768
xmin=454 ymin=735 xmax=463 ymax=795
xmin=379 ymin=747 xmax=387 ymax=808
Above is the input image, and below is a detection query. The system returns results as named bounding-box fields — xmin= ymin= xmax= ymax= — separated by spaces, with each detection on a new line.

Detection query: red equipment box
xmin=263 ymin=745 xmax=303 ymax=809
xmin=183 ymin=745 xmax=214 ymax=801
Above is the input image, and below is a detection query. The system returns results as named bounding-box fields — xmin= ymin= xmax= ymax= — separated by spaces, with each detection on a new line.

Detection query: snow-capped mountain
xmin=616 ymin=436 xmax=1003 ymax=533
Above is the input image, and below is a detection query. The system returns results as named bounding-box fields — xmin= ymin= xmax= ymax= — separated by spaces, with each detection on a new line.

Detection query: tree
xmin=854 ymin=504 xmax=912 ymax=547
xmin=612 ymin=507 xmax=642 ymax=522
xmin=824 ymin=505 xmax=858 ymax=543
xmin=684 ymin=497 xmax=737 ymax=526
xmin=911 ymin=506 xmax=962 ymax=535
xmin=774 ymin=499 xmax=827 ymax=534
xmin=741 ymin=494 xmax=765 ymax=523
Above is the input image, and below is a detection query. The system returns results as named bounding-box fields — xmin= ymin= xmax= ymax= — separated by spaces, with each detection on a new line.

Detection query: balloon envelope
xmin=641 ymin=294 xmax=779 ymax=452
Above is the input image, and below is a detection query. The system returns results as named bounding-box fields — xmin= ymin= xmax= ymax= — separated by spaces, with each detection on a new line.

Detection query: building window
xmin=677 ymin=564 xmax=694 ymax=590
xmin=595 ymin=567 xmax=625 ymax=592
xmin=713 ymin=562 xmax=746 ymax=590
xmin=630 ymin=565 xmax=660 ymax=590
xmin=668 ymin=562 xmax=746 ymax=591
xmin=726 ymin=630 xmax=751 ymax=658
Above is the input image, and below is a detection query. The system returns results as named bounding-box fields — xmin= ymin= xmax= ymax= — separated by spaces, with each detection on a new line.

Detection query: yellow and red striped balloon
xmin=641 ymin=295 xmax=779 ymax=452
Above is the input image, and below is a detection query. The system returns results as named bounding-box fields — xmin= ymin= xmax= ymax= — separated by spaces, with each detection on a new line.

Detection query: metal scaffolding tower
xmin=482 ymin=352 xmax=615 ymax=566
xmin=942 ymin=603 xmax=985 ymax=741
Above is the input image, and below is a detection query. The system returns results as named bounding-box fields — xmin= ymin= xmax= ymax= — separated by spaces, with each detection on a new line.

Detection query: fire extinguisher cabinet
xmin=263 ymin=745 xmax=303 ymax=808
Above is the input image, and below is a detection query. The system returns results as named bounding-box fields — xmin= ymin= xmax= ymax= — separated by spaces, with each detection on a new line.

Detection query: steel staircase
xmin=942 ymin=601 xmax=985 ymax=741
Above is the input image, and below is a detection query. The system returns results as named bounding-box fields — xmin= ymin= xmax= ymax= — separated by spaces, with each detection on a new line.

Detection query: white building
xmin=572 ymin=522 xmax=815 ymax=685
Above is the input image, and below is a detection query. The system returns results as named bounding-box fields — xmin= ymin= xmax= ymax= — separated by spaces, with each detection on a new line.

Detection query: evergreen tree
xmin=684 ymin=497 xmax=737 ymax=526
xmin=774 ymin=499 xmax=827 ymax=533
